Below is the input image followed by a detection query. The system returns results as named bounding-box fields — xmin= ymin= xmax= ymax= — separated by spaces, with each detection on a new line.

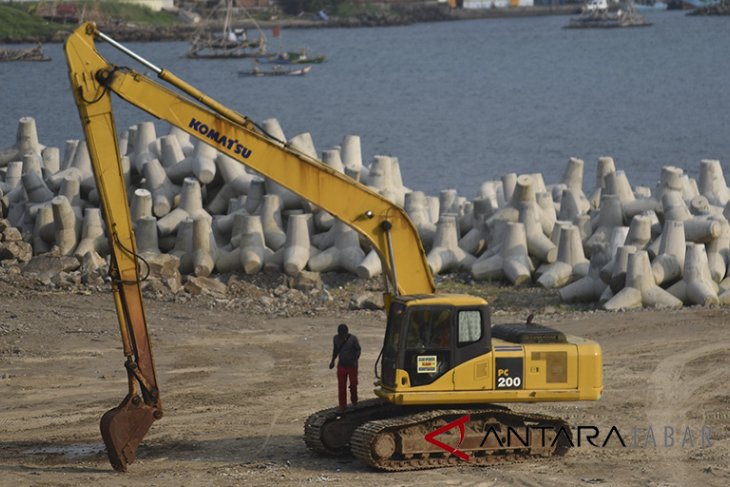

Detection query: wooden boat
xmin=187 ymin=35 xmax=266 ymax=59
xmin=565 ymin=0 xmax=652 ymax=28
xmin=0 ymin=44 xmax=51 ymax=62
xmin=258 ymin=49 xmax=327 ymax=65
xmin=239 ymin=64 xmax=312 ymax=78
xmin=186 ymin=0 xmax=267 ymax=59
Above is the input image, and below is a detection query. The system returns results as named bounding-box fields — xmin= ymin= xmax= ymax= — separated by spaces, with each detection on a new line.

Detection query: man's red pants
xmin=337 ymin=365 xmax=358 ymax=409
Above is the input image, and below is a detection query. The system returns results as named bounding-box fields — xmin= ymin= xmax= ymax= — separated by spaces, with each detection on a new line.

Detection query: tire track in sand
xmin=646 ymin=342 xmax=729 ymax=485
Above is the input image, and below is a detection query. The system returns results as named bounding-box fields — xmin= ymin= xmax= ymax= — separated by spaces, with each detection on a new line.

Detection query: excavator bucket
xmin=100 ymin=394 xmax=157 ymax=472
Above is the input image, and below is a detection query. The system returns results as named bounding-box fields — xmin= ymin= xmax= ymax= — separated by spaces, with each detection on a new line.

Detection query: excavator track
xmin=304 ymin=398 xmax=403 ymax=456
xmin=349 ymin=407 xmax=572 ymax=471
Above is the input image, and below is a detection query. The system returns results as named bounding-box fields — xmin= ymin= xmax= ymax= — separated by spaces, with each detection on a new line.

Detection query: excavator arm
xmin=65 ymin=23 xmax=434 ymax=471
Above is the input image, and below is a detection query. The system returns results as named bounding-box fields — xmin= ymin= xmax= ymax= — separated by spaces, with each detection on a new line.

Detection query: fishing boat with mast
xmin=565 ymin=0 xmax=652 ymax=28
xmin=186 ymin=0 xmax=267 ymax=59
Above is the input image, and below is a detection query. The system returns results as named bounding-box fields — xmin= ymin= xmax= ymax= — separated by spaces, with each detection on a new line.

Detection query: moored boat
xmin=565 ymin=0 xmax=652 ymax=28
xmin=239 ymin=64 xmax=312 ymax=77
xmin=0 ymin=44 xmax=51 ymax=62
xmin=186 ymin=0 xmax=267 ymax=59
xmin=259 ymin=49 xmax=327 ymax=65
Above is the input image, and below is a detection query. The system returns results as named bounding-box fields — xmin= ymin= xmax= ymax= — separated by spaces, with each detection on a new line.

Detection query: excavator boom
xmin=65 ymin=23 xmax=434 ymax=470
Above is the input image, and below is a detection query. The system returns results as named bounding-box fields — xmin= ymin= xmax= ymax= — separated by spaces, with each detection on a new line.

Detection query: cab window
xmin=458 ymin=310 xmax=481 ymax=346
xmin=406 ymin=309 xmax=451 ymax=350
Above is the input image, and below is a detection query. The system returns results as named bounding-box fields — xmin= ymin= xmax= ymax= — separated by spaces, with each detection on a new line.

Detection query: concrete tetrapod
xmin=22 ymin=170 xmax=54 ymax=205
xmin=340 ymin=134 xmax=362 ymax=181
xmin=215 ymin=211 xmax=250 ymax=274
xmin=142 ymin=158 xmax=178 ymax=217
xmin=159 ymin=135 xmax=186 ymax=168
xmin=60 ymin=139 xmax=79 ymax=170
xmin=0 ymin=117 xmax=43 ymax=166
xmin=259 ymin=194 xmax=287 ymax=251
xmin=662 ymin=191 xmax=721 ymax=243
xmin=698 ymin=159 xmax=729 ymax=207
xmin=59 ymin=175 xmax=82 ymax=209
xmin=439 ymin=190 xmax=460 ymax=218
xmin=586 ymin=194 xmax=624 ymax=257
xmin=42 ymin=147 xmax=60 ymax=176
xmin=308 ymin=221 xmax=365 ymax=274
xmin=588 ymin=156 xmax=616 ymax=208
xmin=607 ymin=245 xmax=637 ymax=294
xmin=157 ymin=178 xmax=209 ymax=236
xmin=75 ymin=208 xmax=108 ymax=258
xmin=69 ymin=141 xmax=95 ymax=197
xmin=131 ymin=121 xmax=158 ymax=174
xmin=656 ymin=166 xmax=684 ymax=200
xmin=557 ymin=188 xmax=582 ymax=223
xmin=367 ymin=155 xmax=405 ymax=206
xmin=135 ymin=216 xmax=161 ymax=255
xmin=518 ymin=203 xmax=557 ymax=265
xmin=166 ymin=142 xmax=217 ymax=185
xmin=625 ymin=214 xmax=653 ymax=250
xmin=597 ymin=226 xmax=631 ymax=284
xmin=561 ymin=157 xmax=590 ymax=213
xmin=51 ymin=196 xmax=79 ymax=256
xmin=501 ymin=173 xmax=517 ymax=205
xmin=666 ymin=243 xmax=721 ymax=306
xmin=206 ymin=153 xmax=254 ymax=215
xmin=471 ymin=221 xmax=532 ymax=285
xmin=171 ymin=218 xmax=193 ymax=270
xmin=559 ymin=257 xmax=609 ymax=304
xmin=355 ymin=249 xmax=383 ymax=279
xmin=604 ymin=170 xmax=635 ymax=206
xmin=706 ymin=216 xmax=729 ymax=282
xmin=191 ymin=216 xmax=217 ymax=277
xmin=459 ymin=197 xmax=494 ymax=256
xmin=211 ymin=196 xmax=248 ymax=242
xmin=651 ymin=220 xmax=686 ymax=286
xmin=238 ymin=215 xmax=272 ymax=275
xmin=283 ymin=214 xmax=320 ymax=276
xmin=131 ymin=188 xmax=153 ymax=225
xmin=479 ymin=180 xmax=502 ymax=210
xmin=169 ymin=126 xmax=194 ymax=157
xmin=405 ymin=191 xmax=436 ymax=250
xmin=32 ymin=205 xmax=54 ymax=254
xmin=537 ymin=225 xmax=589 ymax=289
xmin=534 ymin=191 xmax=552 ymax=230
xmin=0 ymin=161 xmax=23 ymax=195
xmin=603 ymin=251 xmax=683 ymax=310
xmin=483 ymin=175 xmax=535 ymax=247
xmin=427 ymin=215 xmax=475 ymax=275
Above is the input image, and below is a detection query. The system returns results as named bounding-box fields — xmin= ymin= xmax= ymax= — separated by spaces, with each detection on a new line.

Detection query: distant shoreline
xmin=2 ymin=5 xmax=581 ymax=44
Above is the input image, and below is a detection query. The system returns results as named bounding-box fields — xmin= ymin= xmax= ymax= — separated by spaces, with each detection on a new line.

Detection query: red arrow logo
xmin=424 ymin=414 xmax=471 ymax=461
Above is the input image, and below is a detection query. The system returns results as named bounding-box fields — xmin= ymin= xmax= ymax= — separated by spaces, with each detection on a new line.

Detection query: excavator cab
xmin=379 ymin=295 xmax=490 ymax=391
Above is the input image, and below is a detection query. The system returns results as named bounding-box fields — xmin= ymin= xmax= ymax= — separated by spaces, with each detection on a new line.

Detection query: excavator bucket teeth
xmin=100 ymin=395 xmax=157 ymax=472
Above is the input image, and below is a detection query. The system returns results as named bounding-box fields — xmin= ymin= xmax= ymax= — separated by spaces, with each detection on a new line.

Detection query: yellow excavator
xmin=65 ymin=23 xmax=603 ymax=472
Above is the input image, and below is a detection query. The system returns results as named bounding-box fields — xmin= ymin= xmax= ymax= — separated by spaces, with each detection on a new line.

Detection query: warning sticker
xmin=417 ymin=355 xmax=438 ymax=373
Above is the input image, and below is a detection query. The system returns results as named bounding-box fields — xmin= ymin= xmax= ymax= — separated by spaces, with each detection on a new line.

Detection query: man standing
xmin=329 ymin=323 xmax=361 ymax=412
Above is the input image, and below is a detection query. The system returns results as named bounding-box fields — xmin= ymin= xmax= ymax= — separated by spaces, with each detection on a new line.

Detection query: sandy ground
xmin=1 ymin=282 xmax=729 ymax=487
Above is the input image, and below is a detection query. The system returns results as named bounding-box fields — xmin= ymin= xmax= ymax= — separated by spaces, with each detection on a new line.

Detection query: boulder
xmin=349 ymin=292 xmax=384 ymax=310
xmin=287 ymin=270 xmax=323 ymax=292
xmin=184 ymin=275 xmax=227 ymax=296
